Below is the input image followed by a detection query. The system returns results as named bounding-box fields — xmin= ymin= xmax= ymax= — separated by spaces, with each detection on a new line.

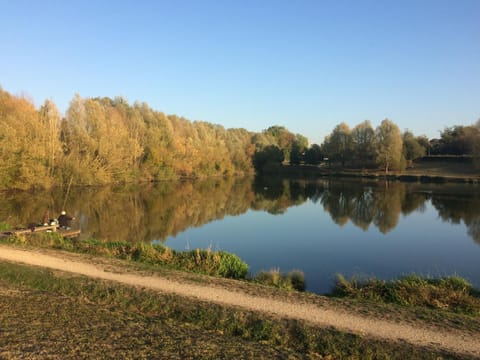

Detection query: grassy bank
xmin=333 ymin=274 xmax=480 ymax=316
xmin=2 ymin=232 xmax=249 ymax=279
xmin=0 ymin=261 xmax=468 ymax=360
xmin=1 ymin=232 xmax=306 ymax=291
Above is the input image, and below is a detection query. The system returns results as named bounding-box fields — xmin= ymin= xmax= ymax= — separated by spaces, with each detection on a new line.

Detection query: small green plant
xmin=217 ymin=252 xmax=249 ymax=279
xmin=255 ymin=268 xmax=306 ymax=291
xmin=0 ymin=221 xmax=11 ymax=231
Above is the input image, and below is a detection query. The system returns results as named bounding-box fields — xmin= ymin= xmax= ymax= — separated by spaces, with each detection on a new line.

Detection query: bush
xmin=173 ymin=248 xmax=248 ymax=279
xmin=217 ymin=252 xmax=249 ymax=279
xmin=255 ymin=269 xmax=306 ymax=292
xmin=287 ymin=270 xmax=306 ymax=292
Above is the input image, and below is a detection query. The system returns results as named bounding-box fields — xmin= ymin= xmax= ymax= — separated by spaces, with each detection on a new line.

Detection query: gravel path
xmin=0 ymin=245 xmax=478 ymax=357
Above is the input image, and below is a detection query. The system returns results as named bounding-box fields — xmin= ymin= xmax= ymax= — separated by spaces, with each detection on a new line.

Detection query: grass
xmin=0 ymin=261 xmax=469 ymax=360
xmin=1 ymin=233 xmax=309 ymax=292
xmin=2 ymin=233 xmax=249 ymax=280
xmin=333 ymin=274 xmax=480 ymax=315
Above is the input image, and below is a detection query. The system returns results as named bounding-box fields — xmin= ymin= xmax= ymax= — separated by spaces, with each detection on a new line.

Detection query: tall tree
xmin=375 ymin=119 xmax=403 ymax=173
xmin=39 ymin=100 xmax=61 ymax=178
xmin=290 ymin=134 xmax=309 ymax=165
xmin=351 ymin=120 xmax=375 ymax=166
xmin=0 ymin=89 xmax=53 ymax=189
xmin=402 ymin=130 xmax=426 ymax=163
xmin=263 ymin=125 xmax=296 ymax=162
xmin=304 ymin=144 xmax=323 ymax=165
xmin=322 ymin=123 xmax=353 ymax=167
xmin=253 ymin=145 xmax=284 ymax=173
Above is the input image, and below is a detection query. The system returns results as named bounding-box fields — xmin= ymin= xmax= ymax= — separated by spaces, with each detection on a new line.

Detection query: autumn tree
xmin=60 ymin=95 xmax=142 ymax=184
xmin=38 ymin=100 xmax=62 ymax=178
xmin=375 ymin=119 xmax=403 ymax=173
xmin=263 ymin=125 xmax=296 ymax=162
xmin=0 ymin=89 xmax=54 ymax=189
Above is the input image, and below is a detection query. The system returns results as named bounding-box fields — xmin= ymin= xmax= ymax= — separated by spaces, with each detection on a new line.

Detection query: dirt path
xmin=0 ymin=246 xmax=478 ymax=357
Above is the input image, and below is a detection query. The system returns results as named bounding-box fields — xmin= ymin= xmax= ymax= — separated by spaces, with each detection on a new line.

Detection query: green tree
xmin=351 ymin=120 xmax=375 ymax=167
xmin=253 ymin=145 xmax=284 ymax=173
xmin=437 ymin=125 xmax=480 ymax=155
xmin=416 ymin=135 xmax=431 ymax=156
xmin=471 ymin=120 xmax=480 ymax=170
xmin=290 ymin=134 xmax=309 ymax=165
xmin=322 ymin=123 xmax=353 ymax=167
xmin=375 ymin=119 xmax=403 ymax=174
xmin=402 ymin=130 xmax=426 ymax=163
xmin=304 ymin=144 xmax=323 ymax=165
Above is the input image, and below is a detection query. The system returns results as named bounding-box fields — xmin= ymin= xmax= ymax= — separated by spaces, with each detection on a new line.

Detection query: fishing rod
xmin=62 ymin=176 xmax=74 ymax=211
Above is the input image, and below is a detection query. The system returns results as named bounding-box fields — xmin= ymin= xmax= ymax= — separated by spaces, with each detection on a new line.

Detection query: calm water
xmin=2 ymin=177 xmax=480 ymax=294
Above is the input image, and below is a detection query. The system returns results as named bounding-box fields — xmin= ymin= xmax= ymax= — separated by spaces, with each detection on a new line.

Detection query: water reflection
xmin=1 ymin=177 xmax=480 ymax=244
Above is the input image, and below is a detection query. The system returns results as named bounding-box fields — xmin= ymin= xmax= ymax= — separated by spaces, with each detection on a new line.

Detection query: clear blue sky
xmin=1 ymin=0 xmax=479 ymax=144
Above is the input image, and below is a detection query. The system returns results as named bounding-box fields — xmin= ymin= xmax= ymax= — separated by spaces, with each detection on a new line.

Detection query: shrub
xmin=217 ymin=252 xmax=249 ymax=279
xmin=255 ymin=269 xmax=306 ymax=292
xmin=287 ymin=270 xmax=306 ymax=292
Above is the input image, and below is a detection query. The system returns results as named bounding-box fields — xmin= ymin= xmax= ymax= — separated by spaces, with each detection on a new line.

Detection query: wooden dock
xmin=1 ymin=224 xmax=80 ymax=239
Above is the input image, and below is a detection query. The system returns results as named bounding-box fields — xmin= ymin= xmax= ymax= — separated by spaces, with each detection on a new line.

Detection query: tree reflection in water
xmin=1 ymin=177 xmax=479 ymax=244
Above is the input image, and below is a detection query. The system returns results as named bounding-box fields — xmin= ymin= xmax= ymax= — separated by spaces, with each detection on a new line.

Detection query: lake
xmin=2 ymin=176 xmax=480 ymax=294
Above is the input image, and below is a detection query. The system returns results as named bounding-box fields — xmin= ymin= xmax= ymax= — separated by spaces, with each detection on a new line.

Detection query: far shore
xmin=274 ymin=157 xmax=480 ymax=184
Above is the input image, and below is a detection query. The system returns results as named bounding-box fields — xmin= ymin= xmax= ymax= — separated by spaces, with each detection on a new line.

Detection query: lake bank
xmin=275 ymin=158 xmax=480 ymax=184
xmin=0 ymin=245 xmax=479 ymax=359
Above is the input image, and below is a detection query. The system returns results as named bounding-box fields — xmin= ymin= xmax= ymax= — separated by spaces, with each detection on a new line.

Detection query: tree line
xmin=0 ymin=88 xmax=317 ymax=189
xmin=311 ymin=119 xmax=480 ymax=172
xmin=1 ymin=87 xmax=478 ymax=189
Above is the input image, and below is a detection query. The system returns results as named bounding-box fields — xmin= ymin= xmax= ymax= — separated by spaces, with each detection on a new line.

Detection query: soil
xmin=0 ymin=245 xmax=479 ymax=358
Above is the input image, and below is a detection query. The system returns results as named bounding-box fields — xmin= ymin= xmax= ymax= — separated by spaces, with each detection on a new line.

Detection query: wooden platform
xmin=58 ymin=228 xmax=81 ymax=238
xmin=1 ymin=224 xmax=80 ymax=239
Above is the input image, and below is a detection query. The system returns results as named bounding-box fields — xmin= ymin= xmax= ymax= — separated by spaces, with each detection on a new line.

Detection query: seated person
xmin=58 ymin=211 xmax=74 ymax=229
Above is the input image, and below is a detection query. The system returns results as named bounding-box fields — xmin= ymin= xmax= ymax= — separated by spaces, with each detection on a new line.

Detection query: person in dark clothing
xmin=42 ymin=210 xmax=50 ymax=226
xmin=58 ymin=210 xmax=74 ymax=229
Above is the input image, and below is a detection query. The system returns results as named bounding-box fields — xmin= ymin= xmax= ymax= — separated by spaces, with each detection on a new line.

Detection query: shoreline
xmin=0 ymin=244 xmax=479 ymax=358
xmin=271 ymin=164 xmax=480 ymax=184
